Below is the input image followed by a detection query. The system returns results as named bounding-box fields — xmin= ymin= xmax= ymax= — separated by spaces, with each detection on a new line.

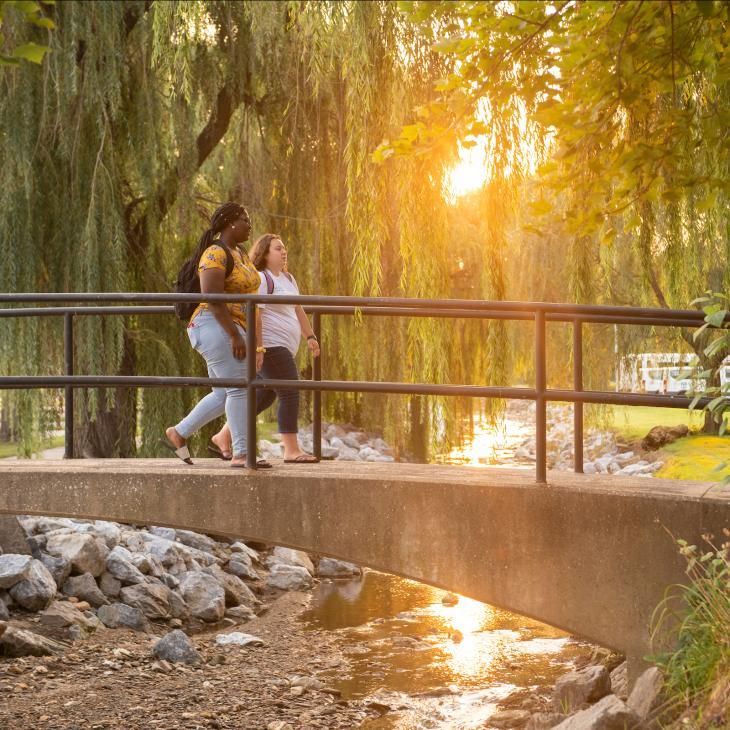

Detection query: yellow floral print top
xmin=190 ymin=244 xmax=260 ymax=329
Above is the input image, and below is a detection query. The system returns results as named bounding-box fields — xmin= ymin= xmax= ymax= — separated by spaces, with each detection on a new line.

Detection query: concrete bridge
xmin=1 ymin=459 xmax=728 ymax=674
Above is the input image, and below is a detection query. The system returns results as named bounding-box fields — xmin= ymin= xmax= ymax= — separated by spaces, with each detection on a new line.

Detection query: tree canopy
xmin=1 ymin=0 xmax=728 ymax=456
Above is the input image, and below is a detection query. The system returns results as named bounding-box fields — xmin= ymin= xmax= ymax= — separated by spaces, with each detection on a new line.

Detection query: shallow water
xmin=302 ymin=571 xmax=592 ymax=728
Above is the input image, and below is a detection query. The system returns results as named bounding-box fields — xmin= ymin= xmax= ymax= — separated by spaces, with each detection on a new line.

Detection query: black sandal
xmin=207 ymin=441 xmax=232 ymax=461
xmin=230 ymin=458 xmax=273 ymax=469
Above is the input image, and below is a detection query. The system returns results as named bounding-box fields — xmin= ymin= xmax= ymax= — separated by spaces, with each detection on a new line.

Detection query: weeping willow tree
xmin=1 ymin=0 xmax=513 ymax=460
xmin=382 ymin=0 xmax=729 ymax=430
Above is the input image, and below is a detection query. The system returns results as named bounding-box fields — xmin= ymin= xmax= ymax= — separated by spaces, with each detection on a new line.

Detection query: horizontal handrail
xmin=0 ymin=292 xmax=713 ymax=322
xmin=0 ymin=293 xmax=719 ymax=481
xmin=0 ymin=303 xmax=708 ymax=328
xmin=0 ymin=376 xmax=712 ymax=409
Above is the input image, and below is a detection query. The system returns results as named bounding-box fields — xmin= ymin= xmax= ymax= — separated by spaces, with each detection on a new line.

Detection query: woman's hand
xmin=231 ymin=332 xmax=246 ymax=360
xmin=307 ymin=338 xmax=320 ymax=358
xmin=255 ymin=351 xmax=265 ymax=371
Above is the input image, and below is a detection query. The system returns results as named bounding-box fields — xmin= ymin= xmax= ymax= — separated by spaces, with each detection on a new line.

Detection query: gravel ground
xmin=0 ymin=592 xmax=379 ymax=730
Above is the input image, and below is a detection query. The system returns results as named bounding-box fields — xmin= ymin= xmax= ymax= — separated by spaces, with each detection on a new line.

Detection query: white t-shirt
xmin=257 ymin=270 xmax=301 ymax=355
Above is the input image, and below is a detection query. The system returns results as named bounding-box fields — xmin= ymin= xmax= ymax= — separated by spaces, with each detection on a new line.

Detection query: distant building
xmin=618 ymin=353 xmax=730 ymax=394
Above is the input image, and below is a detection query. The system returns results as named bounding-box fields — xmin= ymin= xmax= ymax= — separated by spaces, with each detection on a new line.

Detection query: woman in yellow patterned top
xmin=163 ymin=202 xmax=270 ymax=469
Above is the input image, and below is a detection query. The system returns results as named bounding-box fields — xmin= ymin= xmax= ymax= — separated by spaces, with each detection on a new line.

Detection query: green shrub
xmin=652 ymin=532 xmax=730 ymax=726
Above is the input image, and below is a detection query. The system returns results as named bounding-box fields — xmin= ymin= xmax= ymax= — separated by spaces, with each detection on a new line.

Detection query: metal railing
xmin=0 ymin=292 xmax=715 ymax=481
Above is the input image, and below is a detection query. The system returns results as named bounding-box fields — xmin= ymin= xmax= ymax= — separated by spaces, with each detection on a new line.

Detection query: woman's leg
xmin=265 ymin=347 xmax=313 ymax=460
xmin=169 ymin=315 xmax=248 ymax=462
xmin=211 ymin=376 xmax=278 ymax=457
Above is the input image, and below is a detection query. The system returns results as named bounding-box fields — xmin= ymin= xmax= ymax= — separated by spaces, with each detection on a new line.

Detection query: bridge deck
xmin=1 ymin=459 xmax=728 ymax=669
xmin=0 ymin=457 xmax=725 ymax=498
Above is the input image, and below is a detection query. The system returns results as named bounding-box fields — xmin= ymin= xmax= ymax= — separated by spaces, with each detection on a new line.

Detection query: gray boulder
xmin=268 ymin=547 xmax=314 ymax=574
xmin=176 ymin=529 xmax=219 ymax=555
xmin=46 ymin=533 xmax=108 ymax=577
xmin=553 ymin=664 xmax=611 ymax=712
xmin=28 ymin=517 xmax=76 ymax=534
xmin=141 ymin=537 xmax=189 ymax=574
xmin=39 ymin=600 xmax=99 ymax=633
xmin=0 ymin=599 xmax=8 ymax=621
xmin=627 ymin=666 xmax=664 ymax=726
xmin=178 ymin=571 xmax=225 ymax=622
xmin=0 ymin=554 xmax=33 ymax=589
xmin=119 ymin=582 xmax=171 ymax=620
xmin=106 ymin=546 xmax=146 ymax=585
xmin=225 ymin=605 xmax=256 ymax=622
xmin=74 ymin=521 xmax=121 ymax=549
xmin=526 ymin=713 xmax=568 ymax=730
xmin=553 ymin=695 xmax=640 ymax=730
xmin=99 ymin=572 xmax=122 ymax=598
xmin=317 ymin=557 xmax=361 ymax=578
xmin=161 ymin=573 xmax=179 ymax=590
xmin=0 ymin=623 xmax=67 ymax=657
xmin=62 ymin=573 xmax=109 ymax=608
xmin=152 ymin=629 xmax=201 ymax=664
xmin=39 ymin=553 xmax=71 ymax=589
xmin=166 ymin=590 xmax=191 ymax=622
xmin=266 ymin=564 xmax=313 ymax=591
xmin=610 ymin=661 xmax=628 ymax=700
xmin=97 ymin=603 xmax=150 ymax=632
xmin=204 ymin=565 xmax=259 ymax=608
xmin=9 ymin=559 xmax=57 ymax=611
xmin=227 ymin=558 xmax=258 ymax=581
xmin=230 ymin=542 xmax=260 ymax=563
xmin=148 ymin=526 xmax=177 ymax=542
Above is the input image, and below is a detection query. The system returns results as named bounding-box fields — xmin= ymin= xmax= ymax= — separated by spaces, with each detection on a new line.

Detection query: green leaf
xmin=29 ymin=16 xmax=55 ymax=29
xmin=705 ymin=310 xmax=728 ymax=328
xmin=11 ymin=42 xmax=50 ymax=64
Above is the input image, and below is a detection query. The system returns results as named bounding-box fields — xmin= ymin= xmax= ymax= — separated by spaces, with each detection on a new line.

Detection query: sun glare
xmin=444 ymin=140 xmax=490 ymax=202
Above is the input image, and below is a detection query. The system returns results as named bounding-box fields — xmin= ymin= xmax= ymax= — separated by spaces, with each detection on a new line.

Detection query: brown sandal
xmin=283 ymin=453 xmax=319 ymax=464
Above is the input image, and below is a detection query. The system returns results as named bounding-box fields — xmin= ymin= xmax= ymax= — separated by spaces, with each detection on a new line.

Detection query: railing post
xmin=64 ymin=313 xmax=74 ymax=459
xmin=312 ymin=312 xmax=322 ymax=460
xmin=245 ymin=301 xmax=257 ymax=470
xmin=535 ymin=309 xmax=547 ymax=484
xmin=573 ymin=319 xmax=584 ymax=473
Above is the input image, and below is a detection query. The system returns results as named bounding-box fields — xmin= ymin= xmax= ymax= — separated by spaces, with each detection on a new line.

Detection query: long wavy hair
xmin=249 ymin=233 xmax=283 ymax=272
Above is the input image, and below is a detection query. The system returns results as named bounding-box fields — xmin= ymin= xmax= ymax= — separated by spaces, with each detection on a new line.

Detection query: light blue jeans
xmin=175 ymin=310 xmax=248 ymax=457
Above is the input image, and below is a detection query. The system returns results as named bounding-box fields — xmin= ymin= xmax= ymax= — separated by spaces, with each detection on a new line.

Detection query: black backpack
xmin=173 ymin=241 xmax=236 ymax=321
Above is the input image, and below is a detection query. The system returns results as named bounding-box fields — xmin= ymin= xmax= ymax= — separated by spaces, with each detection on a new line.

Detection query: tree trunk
xmin=77 ymin=330 xmax=138 ymax=458
xmin=408 ymin=396 xmax=429 ymax=463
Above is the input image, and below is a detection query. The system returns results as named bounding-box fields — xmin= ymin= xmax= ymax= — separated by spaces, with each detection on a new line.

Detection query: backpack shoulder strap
xmin=283 ymin=271 xmax=297 ymax=290
xmin=224 ymin=244 xmax=236 ymax=278
xmin=262 ymin=270 xmax=275 ymax=295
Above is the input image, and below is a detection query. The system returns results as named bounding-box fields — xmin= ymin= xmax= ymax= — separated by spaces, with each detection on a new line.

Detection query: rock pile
xmin=519 ymin=662 xmax=667 ymax=730
xmin=259 ymin=423 xmax=396 ymax=463
xmin=513 ymin=402 xmax=666 ymax=477
xmin=0 ymin=517 xmax=360 ymax=659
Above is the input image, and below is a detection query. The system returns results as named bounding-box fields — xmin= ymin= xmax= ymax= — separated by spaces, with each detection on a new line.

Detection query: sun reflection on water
xmin=444 ymin=416 xmax=532 ymax=467
xmin=431 ymin=593 xmax=513 ymax=679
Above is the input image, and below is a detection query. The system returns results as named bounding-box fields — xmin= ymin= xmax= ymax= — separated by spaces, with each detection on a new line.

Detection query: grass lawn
xmin=655 ymin=435 xmax=730 ymax=482
xmin=596 ymin=404 xmax=706 ymax=441
xmin=0 ymin=435 xmax=64 ymax=459
xmin=589 ymin=404 xmax=730 ymax=482
xmin=256 ymin=419 xmax=282 ymax=442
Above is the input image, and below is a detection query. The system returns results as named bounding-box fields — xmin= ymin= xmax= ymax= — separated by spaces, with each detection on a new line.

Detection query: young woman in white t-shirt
xmin=210 ymin=234 xmax=321 ymax=463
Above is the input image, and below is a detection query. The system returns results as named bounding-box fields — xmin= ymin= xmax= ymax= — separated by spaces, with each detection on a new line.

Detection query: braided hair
xmin=192 ymin=202 xmax=246 ymax=261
